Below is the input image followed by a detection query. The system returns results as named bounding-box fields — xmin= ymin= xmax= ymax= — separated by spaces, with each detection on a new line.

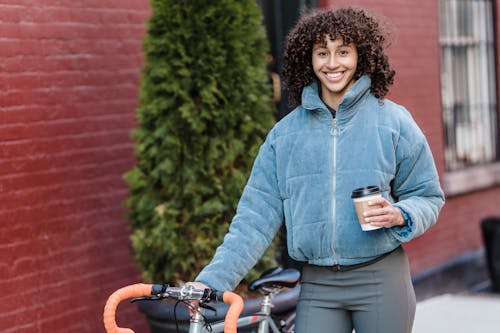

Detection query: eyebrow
xmin=312 ymin=43 xmax=353 ymax=50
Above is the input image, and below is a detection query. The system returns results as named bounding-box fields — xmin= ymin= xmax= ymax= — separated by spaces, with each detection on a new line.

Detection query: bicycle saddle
xmin=248 ymin=267 xmax=301 ymax=291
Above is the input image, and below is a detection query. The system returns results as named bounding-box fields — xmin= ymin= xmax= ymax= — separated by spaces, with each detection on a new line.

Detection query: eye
xmin=314 ymin=49 xmax=328 ymax=57
xmin=338 ymin=49 xmax=349 ymax=56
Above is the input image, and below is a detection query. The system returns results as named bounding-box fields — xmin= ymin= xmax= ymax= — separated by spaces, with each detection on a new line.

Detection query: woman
xmin=190 ymin=7 xmax=445 ymax=332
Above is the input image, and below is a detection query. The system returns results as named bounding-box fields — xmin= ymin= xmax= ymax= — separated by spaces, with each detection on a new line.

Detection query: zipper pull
xmin=332 ymin=119 xmax=338 ymax=136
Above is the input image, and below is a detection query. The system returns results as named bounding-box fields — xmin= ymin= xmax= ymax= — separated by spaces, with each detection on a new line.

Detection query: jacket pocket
xmin=289 ymin=221 xmax=331 ymax=261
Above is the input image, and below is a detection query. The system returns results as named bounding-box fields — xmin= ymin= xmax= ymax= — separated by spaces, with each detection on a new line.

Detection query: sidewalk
xmin=413 ymin=292 xmax=500 ymax=332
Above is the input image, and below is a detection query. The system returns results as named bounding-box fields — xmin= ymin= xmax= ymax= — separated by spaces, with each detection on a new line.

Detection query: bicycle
xmin=104 ymin=267 xmax=300 ymax=333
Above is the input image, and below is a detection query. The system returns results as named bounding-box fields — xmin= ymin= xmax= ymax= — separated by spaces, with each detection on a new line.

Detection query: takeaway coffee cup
xmin=351 ymin=186 xmax=383 ymax=231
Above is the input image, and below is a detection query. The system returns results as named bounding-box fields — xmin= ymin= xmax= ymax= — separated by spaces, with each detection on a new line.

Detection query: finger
xmin=369 ymin=213 xmax=399 ymax=227
xmin=365 ymin=212 xmax=392 ymax=223
xmin=368 ymin=213 xmax=394 ymax=222
xmin=363 ymin=207 xmax=388 ymax=218
xmin=369 ymin=221 xmax=392 ymax=228
xmin=368 ymin=197 xmax=386 ymax=207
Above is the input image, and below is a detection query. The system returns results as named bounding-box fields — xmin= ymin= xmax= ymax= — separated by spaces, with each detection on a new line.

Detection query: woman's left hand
xmin=362 ymin=197 xmax=406 ymax=228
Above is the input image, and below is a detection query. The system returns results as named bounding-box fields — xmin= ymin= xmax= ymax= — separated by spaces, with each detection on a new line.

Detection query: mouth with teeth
xmin=325 ymin=71 xmax=344 ymax=81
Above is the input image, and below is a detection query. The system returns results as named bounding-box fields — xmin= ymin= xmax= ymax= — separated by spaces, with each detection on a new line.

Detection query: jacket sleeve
xmin=195 ymin=132 xmax=284 ymax=291
xmin=390 ymin=111 xmax=445 ymax=242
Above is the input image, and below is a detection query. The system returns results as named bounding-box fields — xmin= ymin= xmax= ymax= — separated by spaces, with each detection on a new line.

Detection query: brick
xmin=0 ymin=188 xmax=130 ymax=222
xmin=0 ymin=100 xmax=139 ymax=124
xmin=0 ymin=53 xmax=144 ymax=73
xmin=0 ymin=0 xmax=151 ymax=10
xmin=0 ymin=114 xmax=135 ymax=142
xmin=0 ymin=69 xmax=139 ymax=92
xmin=0 ymin=84 xmax=140 ymax=108
xmin=0 ymin=21 xmax=146 ymax=41
xmin=1 ymin=146 xmax=133 ymax=176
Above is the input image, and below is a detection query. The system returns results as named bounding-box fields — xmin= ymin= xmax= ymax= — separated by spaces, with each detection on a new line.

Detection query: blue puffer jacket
xmin=196 ymin=75 xmax=445 ymax=291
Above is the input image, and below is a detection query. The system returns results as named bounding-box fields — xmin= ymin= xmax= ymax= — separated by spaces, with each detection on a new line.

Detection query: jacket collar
xmin=301 ymin=75 xmax=372 ymax=120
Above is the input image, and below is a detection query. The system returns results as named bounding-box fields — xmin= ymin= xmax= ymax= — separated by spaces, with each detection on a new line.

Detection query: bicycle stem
xmin=189 ymin=308 xmax=206 ymax=333
xmin=258 ymin=294 xmax=273 ymax=333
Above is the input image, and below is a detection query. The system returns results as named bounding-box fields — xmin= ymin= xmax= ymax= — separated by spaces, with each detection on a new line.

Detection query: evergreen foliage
xmin=125 ymin=0 xmax=277 ymax=285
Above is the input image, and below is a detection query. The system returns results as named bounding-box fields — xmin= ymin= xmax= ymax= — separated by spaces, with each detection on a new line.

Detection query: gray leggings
xmin=295 ymin=246 xmax=416 ymax=333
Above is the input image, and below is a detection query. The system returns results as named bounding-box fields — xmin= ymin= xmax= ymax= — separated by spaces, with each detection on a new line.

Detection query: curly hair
xmin=282 ymin=7 xmax=396 ymax=108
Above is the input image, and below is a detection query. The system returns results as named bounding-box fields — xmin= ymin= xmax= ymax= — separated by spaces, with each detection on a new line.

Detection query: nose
xmin=326 ymin=54 xmax=338 ymax=68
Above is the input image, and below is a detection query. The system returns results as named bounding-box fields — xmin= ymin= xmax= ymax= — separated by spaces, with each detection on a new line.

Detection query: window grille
xmin=439 ymin=0 xmax=499 ymax=170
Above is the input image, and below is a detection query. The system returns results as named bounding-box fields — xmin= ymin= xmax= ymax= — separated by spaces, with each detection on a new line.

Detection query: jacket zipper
xmin=331 ymin=118 xmax=339 ymax=265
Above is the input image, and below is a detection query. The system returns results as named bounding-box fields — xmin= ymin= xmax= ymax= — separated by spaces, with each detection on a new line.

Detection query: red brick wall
xmin=0 ymin=1 xmax=151 ymax=332
xmin=320 ymin=0 xmax=500 ymax=274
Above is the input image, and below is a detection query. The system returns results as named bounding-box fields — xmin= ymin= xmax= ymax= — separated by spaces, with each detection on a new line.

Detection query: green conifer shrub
xmin=124 ymin=0 xmax=277 ymax=285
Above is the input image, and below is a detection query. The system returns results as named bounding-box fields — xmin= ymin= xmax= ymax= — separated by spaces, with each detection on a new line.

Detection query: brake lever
xmin=199 ymin=302 xmax=217 ymax=312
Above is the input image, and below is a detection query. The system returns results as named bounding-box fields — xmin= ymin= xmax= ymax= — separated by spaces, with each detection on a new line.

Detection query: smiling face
xmin=312 ymin=37 xmax=358 ymax=110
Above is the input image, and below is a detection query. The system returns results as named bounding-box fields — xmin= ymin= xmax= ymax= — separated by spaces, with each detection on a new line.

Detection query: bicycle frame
xmin=190 ymin=293 xmax=282 ymax=333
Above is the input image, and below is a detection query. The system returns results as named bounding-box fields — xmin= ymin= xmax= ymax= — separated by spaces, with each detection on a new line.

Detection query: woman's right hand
xmin=185 ymin=281 xmax=211 ymax=316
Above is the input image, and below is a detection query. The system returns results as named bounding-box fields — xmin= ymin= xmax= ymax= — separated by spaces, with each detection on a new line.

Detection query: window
xmin=439 ymin=0 xmax=499 ymax=172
